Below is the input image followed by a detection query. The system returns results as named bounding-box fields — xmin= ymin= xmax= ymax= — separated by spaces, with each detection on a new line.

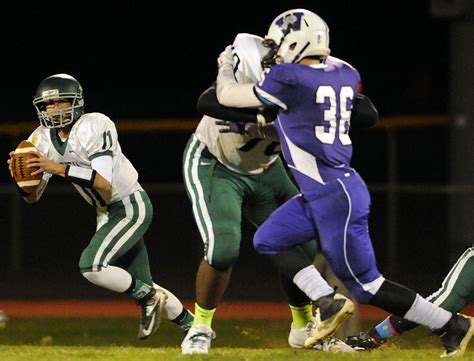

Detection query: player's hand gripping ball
xmin=11 ymin=140 xmax=43 ymax=195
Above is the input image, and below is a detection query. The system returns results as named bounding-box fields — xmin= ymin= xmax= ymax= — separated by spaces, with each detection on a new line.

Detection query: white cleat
xmin=304 ymin=293 xmax=354 ymax=348
xmin=288 ymin=318 xmax=316 ymax=348
xmin=314 ymin=337 xmax=356 ymax=352
xmin=181 ymin=324 xmax=216 ymax=355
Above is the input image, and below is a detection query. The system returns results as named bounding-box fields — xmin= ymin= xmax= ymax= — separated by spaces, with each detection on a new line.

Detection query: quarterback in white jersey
xmin=27 ymin=112 xmax=140 ymax=216
xmin=182 ymin=33 xmax=319 ymax=354
xmin=8 ymin=73 xmax=194 ymax=340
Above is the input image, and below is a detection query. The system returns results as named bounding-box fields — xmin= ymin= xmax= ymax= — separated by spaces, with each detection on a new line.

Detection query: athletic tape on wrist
xmin=65 ymin=165 xmax=97 ymax=187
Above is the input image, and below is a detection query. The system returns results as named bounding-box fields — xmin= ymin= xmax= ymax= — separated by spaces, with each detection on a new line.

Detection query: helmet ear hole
xmin=289 ymin=42 xmax=297 ymax=50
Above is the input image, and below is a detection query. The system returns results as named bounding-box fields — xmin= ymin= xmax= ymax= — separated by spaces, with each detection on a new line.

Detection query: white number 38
xmin=315 ymin=86 xmax=354 ymax=145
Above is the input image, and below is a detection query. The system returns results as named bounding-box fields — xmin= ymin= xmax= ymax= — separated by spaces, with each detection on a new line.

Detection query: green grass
xmin=0 ymin=317 xmax=472 ymax=360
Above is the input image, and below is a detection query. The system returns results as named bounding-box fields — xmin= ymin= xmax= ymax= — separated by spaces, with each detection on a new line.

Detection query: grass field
xmin=0 ymin=317 xmax=473 ymax=360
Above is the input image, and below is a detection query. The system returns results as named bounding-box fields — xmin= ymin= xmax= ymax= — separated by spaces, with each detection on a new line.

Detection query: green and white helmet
xmin=32 ymin=73 xmax=84 ymax=129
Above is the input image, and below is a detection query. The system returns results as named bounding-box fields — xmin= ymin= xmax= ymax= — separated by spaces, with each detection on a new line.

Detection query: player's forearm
xmin=93 ymin=173 xmax=111 ymax=191
xmin=52 ymin=163 xmax=67 ymax=177
xmin=198 ymin=85 xmax=260 ymax=123
xmin=216 ymin=63 xmax=263 ymax=108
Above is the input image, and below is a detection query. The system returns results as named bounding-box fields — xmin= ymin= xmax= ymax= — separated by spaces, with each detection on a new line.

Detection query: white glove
xmin=217 ymin=45 xmax=234 ymax=70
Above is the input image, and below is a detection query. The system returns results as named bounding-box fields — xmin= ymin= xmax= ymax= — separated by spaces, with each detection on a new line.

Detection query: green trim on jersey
xmin=50 ymin=128 xmax=68 ymax=155
xmin=90 ymin=150 xmax=113 ymax=160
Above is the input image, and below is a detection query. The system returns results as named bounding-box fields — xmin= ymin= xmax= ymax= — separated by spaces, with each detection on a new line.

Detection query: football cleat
xmin=137 ymin=288 xmax=167 ymax=340
xmin=345 ymin=330 xmax=386 ymax=351
xmin=435 ymin=313 xmax=474 ymax=358
xmin=288 ymin=318 xmax=316 ymax=348
xmin=304 ymin=293 xmax=355 ymax=348
xmin=314 ymin=337 xmax=356 ymax=352
xmin=181 ymin=324 xmax=216 ymax=355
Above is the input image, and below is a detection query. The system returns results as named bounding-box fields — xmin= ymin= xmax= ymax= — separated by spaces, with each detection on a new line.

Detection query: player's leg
xmin=190 ymin=174 xmax=243 ymax=331
xmin=79 ymin=190 xmax=166 ymax=340
xmin=182 ymin=135 xmax=245 ymax=354
xmin=245 ymin=160 xmax=318 ymax=348
xmin=349 ymin=245 xmax=474 ymax=349
xmin=113 ymin=240 xmax=194 ymax=332
xmin=153 ymin=283 xmax=194 ymax=332
xmin=253 ymin=194 xmax=355 ymax=348
xmin=313 ymin=174 xmax=473 ymax=356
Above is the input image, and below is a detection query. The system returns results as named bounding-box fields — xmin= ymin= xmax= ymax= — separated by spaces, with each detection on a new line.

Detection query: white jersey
xmin=195 ymin=33 xmax=281 ymax=175
xmin=28 ymin=112 xmax=141 ymax=211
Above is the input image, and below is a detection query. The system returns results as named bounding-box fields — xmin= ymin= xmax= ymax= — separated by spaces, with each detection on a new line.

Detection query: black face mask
xmin=261 ymin=39 xmax=279 ymax=69
xmin=260 ymin=24 xmax=294 ymax=69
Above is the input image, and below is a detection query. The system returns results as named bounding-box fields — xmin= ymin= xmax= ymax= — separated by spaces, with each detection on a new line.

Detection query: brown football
xmin=12 ymin=140 xmax=43 ymax=195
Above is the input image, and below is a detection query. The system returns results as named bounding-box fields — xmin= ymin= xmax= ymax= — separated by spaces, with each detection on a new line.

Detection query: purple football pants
xmin=253 ymin=172 xmax=382 ymax=303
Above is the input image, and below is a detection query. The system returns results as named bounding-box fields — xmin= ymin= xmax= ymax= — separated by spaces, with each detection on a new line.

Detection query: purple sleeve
xmin=255 ymin=65 xmax=298 ymax=110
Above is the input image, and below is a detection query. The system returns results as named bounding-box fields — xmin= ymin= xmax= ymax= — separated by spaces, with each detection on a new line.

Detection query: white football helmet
xmin=265 ymin=8 xmax=330 ymax=64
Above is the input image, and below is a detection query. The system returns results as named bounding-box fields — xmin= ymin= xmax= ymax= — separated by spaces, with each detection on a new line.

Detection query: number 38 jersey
xmin=195 ymin=33 xmax=280 ymax=175
xmin=28 ymin=112 xmax=141 ymax=210
xmin=255 ymin=59 xmax=361 ymax=193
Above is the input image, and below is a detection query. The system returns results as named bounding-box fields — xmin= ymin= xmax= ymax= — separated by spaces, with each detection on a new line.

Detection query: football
xmin=12 ymin=140 xmax=43 ymax=195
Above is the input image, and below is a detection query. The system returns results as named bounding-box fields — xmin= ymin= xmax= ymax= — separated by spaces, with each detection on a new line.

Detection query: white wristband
xmin=65 ymin=165 xmax=97 ymax=187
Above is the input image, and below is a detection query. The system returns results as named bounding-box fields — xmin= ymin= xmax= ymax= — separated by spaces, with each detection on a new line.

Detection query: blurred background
xmin=0 ymin=0 xmax=473 ymax=302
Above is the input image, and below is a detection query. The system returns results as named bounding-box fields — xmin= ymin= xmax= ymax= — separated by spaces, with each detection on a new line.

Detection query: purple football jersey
xmin=255 ymin=60 xmax=361 ymax=193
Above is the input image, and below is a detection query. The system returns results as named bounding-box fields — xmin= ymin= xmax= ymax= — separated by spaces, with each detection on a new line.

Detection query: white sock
xmin=293 ymin=265 xmax=334 ymax=301
xmin=83 ymin=265 xmax=132 ymax=292
xmin=153 ymin=283 xmax=186 ymax=320
xmin=403 ymin=294 xmax=452 ymax=329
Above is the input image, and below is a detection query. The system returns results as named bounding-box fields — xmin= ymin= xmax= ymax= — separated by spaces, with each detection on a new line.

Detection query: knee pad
xmin=209 ymin=250 xmax=239 ymax=271
xmin=253 ymin=228 xmax=276 ymax=255
xmin=207 ymin=229 xmax=240 ymax=270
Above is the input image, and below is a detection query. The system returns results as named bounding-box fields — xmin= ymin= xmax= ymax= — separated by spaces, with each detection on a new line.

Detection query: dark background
xmin=0 ymin=1 xmax=451 ymax=121
xmin=0 ymin=1 xmax=468 ymax=301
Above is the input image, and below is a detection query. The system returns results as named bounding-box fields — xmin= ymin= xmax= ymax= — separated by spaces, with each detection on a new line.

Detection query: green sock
xmin=289 ymin=304 xmax=313 ymax=328
xmin=172 ymin=309 xmax=195 ymax=332
xmin=131 ymin=280 xmax=152 ymax=300
xmin=192 ymin=303 xmax=216 ymax=328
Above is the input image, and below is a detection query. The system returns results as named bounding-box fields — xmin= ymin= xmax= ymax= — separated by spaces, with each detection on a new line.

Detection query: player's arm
xmin=216 ymin=45 xmax=264 ymax=109
xmin=197 ymin=83 xmax=266 ymax=123
xmin=351 ymin=93 xmax=378 ymax=129
xmin=27 ymin=151 xmax=111 ymax=191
